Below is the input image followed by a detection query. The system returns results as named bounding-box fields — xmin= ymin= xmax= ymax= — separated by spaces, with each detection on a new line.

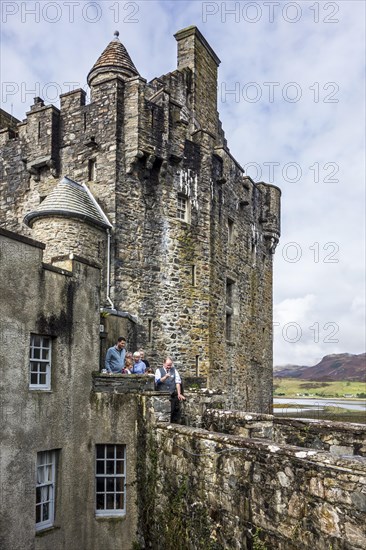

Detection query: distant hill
xmin=274 ymin=353 xmax=366 ymax=382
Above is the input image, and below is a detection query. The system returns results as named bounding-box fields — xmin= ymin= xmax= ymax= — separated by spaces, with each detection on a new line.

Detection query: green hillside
xmin=273 ymin=378 xmax=366 ymax=398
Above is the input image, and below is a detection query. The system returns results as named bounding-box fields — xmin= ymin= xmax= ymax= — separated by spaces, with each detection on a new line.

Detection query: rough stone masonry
xmin=0 ymin=26 xmax=281 ymax=411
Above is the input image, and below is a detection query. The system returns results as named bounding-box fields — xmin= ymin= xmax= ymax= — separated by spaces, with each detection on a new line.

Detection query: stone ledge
xmin=93 ymin=373 xmax=155 ymax=393
xmin=0 ymin=227 xmax=45 ymax=249
xmin=156 ymin=423 xmax=366 ymax=472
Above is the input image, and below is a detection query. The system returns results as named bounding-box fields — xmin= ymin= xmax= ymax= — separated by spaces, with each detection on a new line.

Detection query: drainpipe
xmin=106 ymin=228 xmax=114 ymax=310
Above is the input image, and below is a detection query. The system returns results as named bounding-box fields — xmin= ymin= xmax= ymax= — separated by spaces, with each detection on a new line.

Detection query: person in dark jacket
xmin=155 ymin=357 xmax=185 ymax=422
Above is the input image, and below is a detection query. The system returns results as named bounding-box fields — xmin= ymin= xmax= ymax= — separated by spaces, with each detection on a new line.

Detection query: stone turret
xmin=24 ymin=176 xmax=111 ymax=266
xmin=87 ymin=30 xmax=139 ymax=87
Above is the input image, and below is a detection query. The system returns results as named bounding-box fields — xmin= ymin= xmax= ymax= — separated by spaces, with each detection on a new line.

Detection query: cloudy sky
xmin=1 ymin=0 xmax=365 ymax=366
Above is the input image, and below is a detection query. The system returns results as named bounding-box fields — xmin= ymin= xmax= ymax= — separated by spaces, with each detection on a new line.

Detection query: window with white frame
xmin=96 ymin=444 xmax=126 ymax=516
xmin=36 ymin=450 xmax=57 ymax=531
xmin=29 ymin=335 xmax=51 ymax=390
xmin=177 ymin=194 xmax=190 ymax=222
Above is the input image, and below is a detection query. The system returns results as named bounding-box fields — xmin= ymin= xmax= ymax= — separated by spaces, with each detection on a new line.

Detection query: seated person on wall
xmin=105 ymin=337 xmax=126 ymax=373
xmin=132 ymin=351 xmax=146 ymax=374
xmin=155 ymin=357 xmax=186 ymax=423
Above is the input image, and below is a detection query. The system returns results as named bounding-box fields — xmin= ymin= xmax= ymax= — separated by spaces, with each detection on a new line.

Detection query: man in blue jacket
xmin=105 ymin=337 xmax=126 ymax=373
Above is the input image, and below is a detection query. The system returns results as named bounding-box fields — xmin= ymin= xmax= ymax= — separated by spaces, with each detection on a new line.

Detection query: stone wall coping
xmin=26 ymin=104 xmax=60 ymax=116
xmin=92 ymin=373 xmax=225 ymax=398
xmin=93 ymin=373 xmax=156 ymax=393
xmin=156 ymin=423 xmax=366 ymax=472
xmin=274 ymin=417 xmax=366 ymax=434
xmin=0 ymin=227 xmax=45 ymax=249
xmin=59 ymin=88 xmax=86 ymax=99
xmin=99 ymin=308 xmax=138 ymax=323
xmin=256 ymin=181 xmax=282 ymax=195
xmin=204 ymin=409 xmax=366 ymax=434
xmin=42 ymin=262 xmax=73 ymax=277
xmin=214 ymin=145 xmax=244 ymax=173
xmin=51 ymin=253 xmax=101 ymax=270
xmin=204 ymin=409 xmax=273 ymax=421
xmin=93 ymin=372 xmax=153 ymax=378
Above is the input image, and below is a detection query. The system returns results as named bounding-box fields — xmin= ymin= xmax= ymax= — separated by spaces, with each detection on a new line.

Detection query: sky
xmin=1 ymin=0 xmax=365 ymax=366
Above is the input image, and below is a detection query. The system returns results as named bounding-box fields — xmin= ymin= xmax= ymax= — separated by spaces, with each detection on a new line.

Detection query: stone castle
xmin=1 ymin=27 xmax=364 ymax=550
xmin=0 ymin=26 xmax=280 ymax=411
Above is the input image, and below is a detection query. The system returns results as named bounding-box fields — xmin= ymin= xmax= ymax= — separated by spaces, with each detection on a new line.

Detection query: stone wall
xmin=31 ymin=216 xmax=107 ymax=267
xmin=203 ymin=409 xmax=366 ymax=457
xmin=142 ymin=422 xmax=366 ymax=550
xmin=0 ymin=229 xmax=140 ymax=550
xmin=274 ymin=417 xmax=366 ymax=457
xmin=0 ymin=108 xmax=20 ymax=131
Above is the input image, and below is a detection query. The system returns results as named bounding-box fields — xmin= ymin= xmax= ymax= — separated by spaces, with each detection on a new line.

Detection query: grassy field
xmin=273 ymin=378 xmax=366 ymax=398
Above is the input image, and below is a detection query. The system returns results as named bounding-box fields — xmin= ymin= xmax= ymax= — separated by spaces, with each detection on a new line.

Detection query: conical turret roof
xmin=24 ymin=176 xmax=112 ymax=229
xmin=87 ymin=31 xmax=139 ymax=85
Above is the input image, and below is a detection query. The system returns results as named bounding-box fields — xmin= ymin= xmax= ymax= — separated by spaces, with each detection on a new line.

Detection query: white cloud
xmin=1 ymin=0 xmax=365 ymax=365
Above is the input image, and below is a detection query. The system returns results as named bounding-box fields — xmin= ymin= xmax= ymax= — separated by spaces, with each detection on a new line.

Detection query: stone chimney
xmin=174 ymin=26 xmax=220 ymax=138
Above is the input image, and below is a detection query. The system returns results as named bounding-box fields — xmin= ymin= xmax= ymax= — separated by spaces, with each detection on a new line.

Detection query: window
xmin=191 ymin=265 xmax=196 ymax=287
xmin=226 ymin=279 xmax=234 ymax=341
xmin=29 ymin=335 xmax=51 ymax=390
xmin=88 ymin=159 xmax=97 ymax=181
xmin=177 ymin=194 xmax=190 ymax=222
xmin=226 ymin=313 xmax=232 ymax=341
xmin=96 ymin=445 xmax=126 ymax=516
xmin=148 ymin=319 xmax=153 ymax=343
xmin=36 ymin=450 xmax=57 ymax=531
xmin=228 ymin=218 xmax=234 ymax=244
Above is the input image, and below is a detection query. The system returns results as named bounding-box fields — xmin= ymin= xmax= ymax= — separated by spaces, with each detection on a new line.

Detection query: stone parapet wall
xmin=274 ymin=417 xmax=366 ymax=457
xmin=143 ymin=423 xmax=366 ymax=550
xmin=181 ymin=389 xmax=227 ymax=427
xmin=203 ymin=409 xmax=366 ymax=456
xmin=203 ymin=408 xmax=274 ymax=439
xmin=93 ymin=373 xmax=155 ymax=393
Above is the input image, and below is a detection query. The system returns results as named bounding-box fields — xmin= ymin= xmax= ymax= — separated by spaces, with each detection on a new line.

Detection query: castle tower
xmin=24 ymin=176 xmax=111 ymax=268
xmin=0 ymin=28 xmax=281 ymax=412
